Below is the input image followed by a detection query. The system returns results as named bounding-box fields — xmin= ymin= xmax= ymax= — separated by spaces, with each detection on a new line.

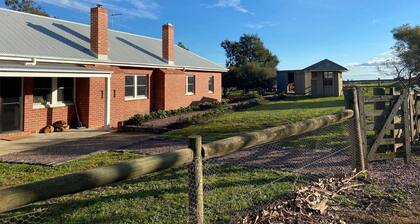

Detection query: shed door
xmin=0 ymin=78 xmax=21 ymax=133
xmin=322 ymin=72 xmax=334 ymax=96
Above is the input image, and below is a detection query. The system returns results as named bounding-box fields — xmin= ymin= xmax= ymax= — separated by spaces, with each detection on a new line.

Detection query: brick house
xmin=0 ymin=6 xmax=225 ymax=135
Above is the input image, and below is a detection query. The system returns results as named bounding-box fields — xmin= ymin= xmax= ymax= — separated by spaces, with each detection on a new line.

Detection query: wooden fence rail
xmin=0 ymin=110 xmax=354 ymax=213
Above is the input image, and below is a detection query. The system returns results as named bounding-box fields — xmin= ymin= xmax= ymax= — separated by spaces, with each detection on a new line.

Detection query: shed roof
xmin=303 ymin=59 xmax=348 ymax=72
xmin=0 ymin=8 xmax=225 ymax=72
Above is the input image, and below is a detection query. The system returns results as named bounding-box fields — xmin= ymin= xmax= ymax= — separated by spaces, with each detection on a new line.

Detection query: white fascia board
xmin=0 ymin=71 xmax=111 ymax=78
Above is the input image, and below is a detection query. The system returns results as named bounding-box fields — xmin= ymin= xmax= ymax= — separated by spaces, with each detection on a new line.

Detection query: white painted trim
xmin=124 ymin=97 xmax=147 ymax=101
xmin=0 ymin=54 xmax=228 ymax=72
xmin=105 ymin=77 xmax=111 ymax=129
xmin=51 ymin=77 xmax=58 ymax=106
xmin=20 ymin=78 xmax=24 ymax=131
xmin=0 ymin=72 xmax=111 ymax=78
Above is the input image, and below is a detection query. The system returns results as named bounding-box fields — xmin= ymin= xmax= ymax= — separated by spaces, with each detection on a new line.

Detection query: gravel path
xmin=0 ymin=132 xmax=154 ymax=166
xmin=212 ymin=143 xmax=353 ymax=176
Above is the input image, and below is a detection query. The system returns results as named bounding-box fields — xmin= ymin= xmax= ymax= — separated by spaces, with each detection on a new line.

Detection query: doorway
xmin=287 ymin=72 xmax=295 ymax=93
xmin=0 ymin=78 xmax=22 ymax=133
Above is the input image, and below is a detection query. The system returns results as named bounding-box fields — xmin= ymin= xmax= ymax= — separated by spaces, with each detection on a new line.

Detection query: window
xmin=186 ymin=75 xmax=195 ymax=94
xmin=323 ymin=72 xmax=334 ymax=86
xmin=208 ymin=76 xmax=214 ymax=93
xmin=33 ymin=78 xmax=52 ymax=105
xmin=33 ymin=78 xmax=74 ymax=107
xmin=57 ymin=78 xmax=74 ymax=103
xmin=125 ymin=75 xmax=148 ymax=99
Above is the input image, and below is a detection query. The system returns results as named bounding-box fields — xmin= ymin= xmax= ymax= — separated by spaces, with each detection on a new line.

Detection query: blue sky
xmin=1 ymin=0 xmax=419 ymax=80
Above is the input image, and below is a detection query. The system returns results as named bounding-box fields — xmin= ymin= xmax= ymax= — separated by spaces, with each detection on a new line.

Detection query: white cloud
xmin=38 ymin=0 xmax=160 ymax=20
xmin=245 ymin=21 xmax=278 ymax=29
xmin=348 ymin=52 xmax=396 ymax=67
xmin=345 ymin=52 xmax=399 ymax=80
xmin=212 ymin=0 xmax=249 ymax=13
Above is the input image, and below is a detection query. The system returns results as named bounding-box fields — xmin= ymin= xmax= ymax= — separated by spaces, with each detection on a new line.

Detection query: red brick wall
xmin=153 ymin=69 xmax=222 ymax=110
xmin=86 ymin=65 xmax=153 ymax=128
xmin=20 ymin=67 xmax=221 ymax=132
xmin=22 ymin=78 xmax=75 ymax=133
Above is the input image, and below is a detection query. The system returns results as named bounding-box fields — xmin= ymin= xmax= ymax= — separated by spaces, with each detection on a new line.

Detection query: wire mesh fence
xmin=0 ymin=118 xmax=356 ymax=224
xmin=201 ymin=119 xmax=355 ymax=223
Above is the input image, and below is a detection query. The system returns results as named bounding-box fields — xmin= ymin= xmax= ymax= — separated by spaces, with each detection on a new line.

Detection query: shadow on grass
xmin=1 ymin=164 xmax=296 ymax=224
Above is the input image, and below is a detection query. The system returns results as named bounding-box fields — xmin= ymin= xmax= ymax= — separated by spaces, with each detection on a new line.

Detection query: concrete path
xmin=0 ymin=130 xmax=155 ymax=166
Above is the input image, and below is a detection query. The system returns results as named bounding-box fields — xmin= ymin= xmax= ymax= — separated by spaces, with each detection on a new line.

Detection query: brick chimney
xmin=90 ymin=5 xmax=108 ymax=60
xmin=162 ymin=23 xmax=174 ymax=64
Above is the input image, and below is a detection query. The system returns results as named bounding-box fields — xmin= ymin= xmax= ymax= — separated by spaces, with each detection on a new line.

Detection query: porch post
xmin=105 ymin=76 xmax=111 ymax=129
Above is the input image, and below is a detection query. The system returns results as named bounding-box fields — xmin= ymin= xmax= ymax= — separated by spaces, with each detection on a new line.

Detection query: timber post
xmin=344 ymin=87 xmax=366 ymax=171
xmin=373 ymin=88 xmax=386 ymax=135
xmin=188 ymin=135 xmax=204 ymax=224
xmin=402 ymin=89 xmax=412 ymax=163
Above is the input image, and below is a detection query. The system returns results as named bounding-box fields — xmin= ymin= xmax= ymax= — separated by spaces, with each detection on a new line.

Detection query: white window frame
xmin=186 ymin=75 xmax=195 ymax=95
xmin=125 ymin=74 xmax=148 ymax=100
xmin=33 ymin=77 xmax=74 ymax=109
xmin=208 ymin=76 xmax=214 ymax=93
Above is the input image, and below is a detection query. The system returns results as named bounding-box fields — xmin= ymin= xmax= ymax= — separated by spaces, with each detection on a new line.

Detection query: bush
xmin=125 ymin=101 xmax=226 ymax=126
xmin=225 ymin=92 xmax=262 ymax=103
xmin=167 ymin=107 xmax=229 ymax=130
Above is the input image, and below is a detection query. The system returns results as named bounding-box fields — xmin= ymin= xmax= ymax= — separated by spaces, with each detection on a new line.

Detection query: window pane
xmin=323 ymin=72 xmax=333 ymax=86
xmin=187 ymin=76 xmax=195 ymax=93
xmin=137 ymin=86 xmax=147 ymax=97
xmin=208 ymin=76 xmax=214 ymax=92
xmin=125 ymin=76 xmax=135 ymax=97
xmin=57 ymin=78 xmax=74 ymax=103
xmin=33 ymin=78 xmax=51 ymax=104
xmin=137 ymin=75 xmax=147 ymax=86
xmin=125 ymin=76 xmax=134 ymax=86
xmin=125 ymin=86 xmax=135 ymax=98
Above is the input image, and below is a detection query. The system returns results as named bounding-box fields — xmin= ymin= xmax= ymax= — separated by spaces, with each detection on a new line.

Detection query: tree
xmin=177 ymin=42 xmax=189 ymax=50
xmin=221 ymin=34 xmax=279 ymax=68
xmin=221 ymin=34 xmax=279 ymax=95
xmin=383 ymin=25 xmax=420 ymax=85
xmin=5 ymin=0 xmax=49 ymax=17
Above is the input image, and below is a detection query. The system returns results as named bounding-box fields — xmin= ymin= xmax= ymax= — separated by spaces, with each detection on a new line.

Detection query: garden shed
xmin=277 ymin=59 xmax=347 ymax=97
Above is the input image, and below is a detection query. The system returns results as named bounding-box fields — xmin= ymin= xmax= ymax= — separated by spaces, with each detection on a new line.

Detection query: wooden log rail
xmin=0 ymin=110 xmax=354 ymax=213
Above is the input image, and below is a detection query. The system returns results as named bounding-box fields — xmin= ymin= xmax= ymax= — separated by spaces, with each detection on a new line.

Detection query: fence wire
xmin=201 ymin=119 xmax=355 ymax=223
xmin=0 ymin=119 xmax=356 ymax=224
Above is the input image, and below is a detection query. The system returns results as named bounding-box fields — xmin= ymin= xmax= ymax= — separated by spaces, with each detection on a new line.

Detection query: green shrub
xmin=125 ymin=101 xmax=226 ymax=126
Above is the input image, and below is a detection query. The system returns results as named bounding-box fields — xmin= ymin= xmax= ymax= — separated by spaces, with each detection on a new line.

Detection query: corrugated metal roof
xmin=303 ymin=59 xmax=348 ymax=72
xmin=0 ymin=8 xmax=225 ymax=71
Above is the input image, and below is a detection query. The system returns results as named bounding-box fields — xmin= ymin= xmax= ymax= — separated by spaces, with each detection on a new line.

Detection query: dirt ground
xmin=336 ymin=159 xmax=420 ymax=224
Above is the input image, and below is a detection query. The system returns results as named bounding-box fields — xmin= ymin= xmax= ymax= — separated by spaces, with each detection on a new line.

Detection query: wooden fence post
xmin=402 ymin=90 xmax=412 ymax=163
xmin=344 ymin=88 xmax=366 ymax=171
xmin=188 ymin=135 xmax=204 ymax=224
xmin=373 ymin=88 xmax=386 ymax=135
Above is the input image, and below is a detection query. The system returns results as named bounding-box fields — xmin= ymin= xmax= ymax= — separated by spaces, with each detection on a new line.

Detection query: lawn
xmin=0 ymin=152 xmax=296 ymax=224
xmin=0 ymin=96 xmax=349 ymax=223
xmin=165 ymin=96 xmax=345 ymax=141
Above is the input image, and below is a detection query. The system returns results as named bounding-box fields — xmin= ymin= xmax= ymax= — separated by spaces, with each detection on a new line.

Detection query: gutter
xmin=0 ymin=54 xmax=229 ymax=73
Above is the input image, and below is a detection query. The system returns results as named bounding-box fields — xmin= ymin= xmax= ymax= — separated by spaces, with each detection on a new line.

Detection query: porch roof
xmin=0 ymin=63 xmax=112 ymax=78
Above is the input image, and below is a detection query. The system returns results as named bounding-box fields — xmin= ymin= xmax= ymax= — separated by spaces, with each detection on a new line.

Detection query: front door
xmin=0 ymin=78 xmax=22 ymax=133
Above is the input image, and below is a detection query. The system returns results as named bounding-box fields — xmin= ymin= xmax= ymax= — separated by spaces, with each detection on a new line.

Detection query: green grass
xmin=0 ymin=152 xmax=145 ymax=187
xmin=1 ymin=157 xmax=296 ymax=224
xmin=0 ymin=95 xmax=351 ymax=223
xmin=165 ymin=96 xmax=345 ymax=141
